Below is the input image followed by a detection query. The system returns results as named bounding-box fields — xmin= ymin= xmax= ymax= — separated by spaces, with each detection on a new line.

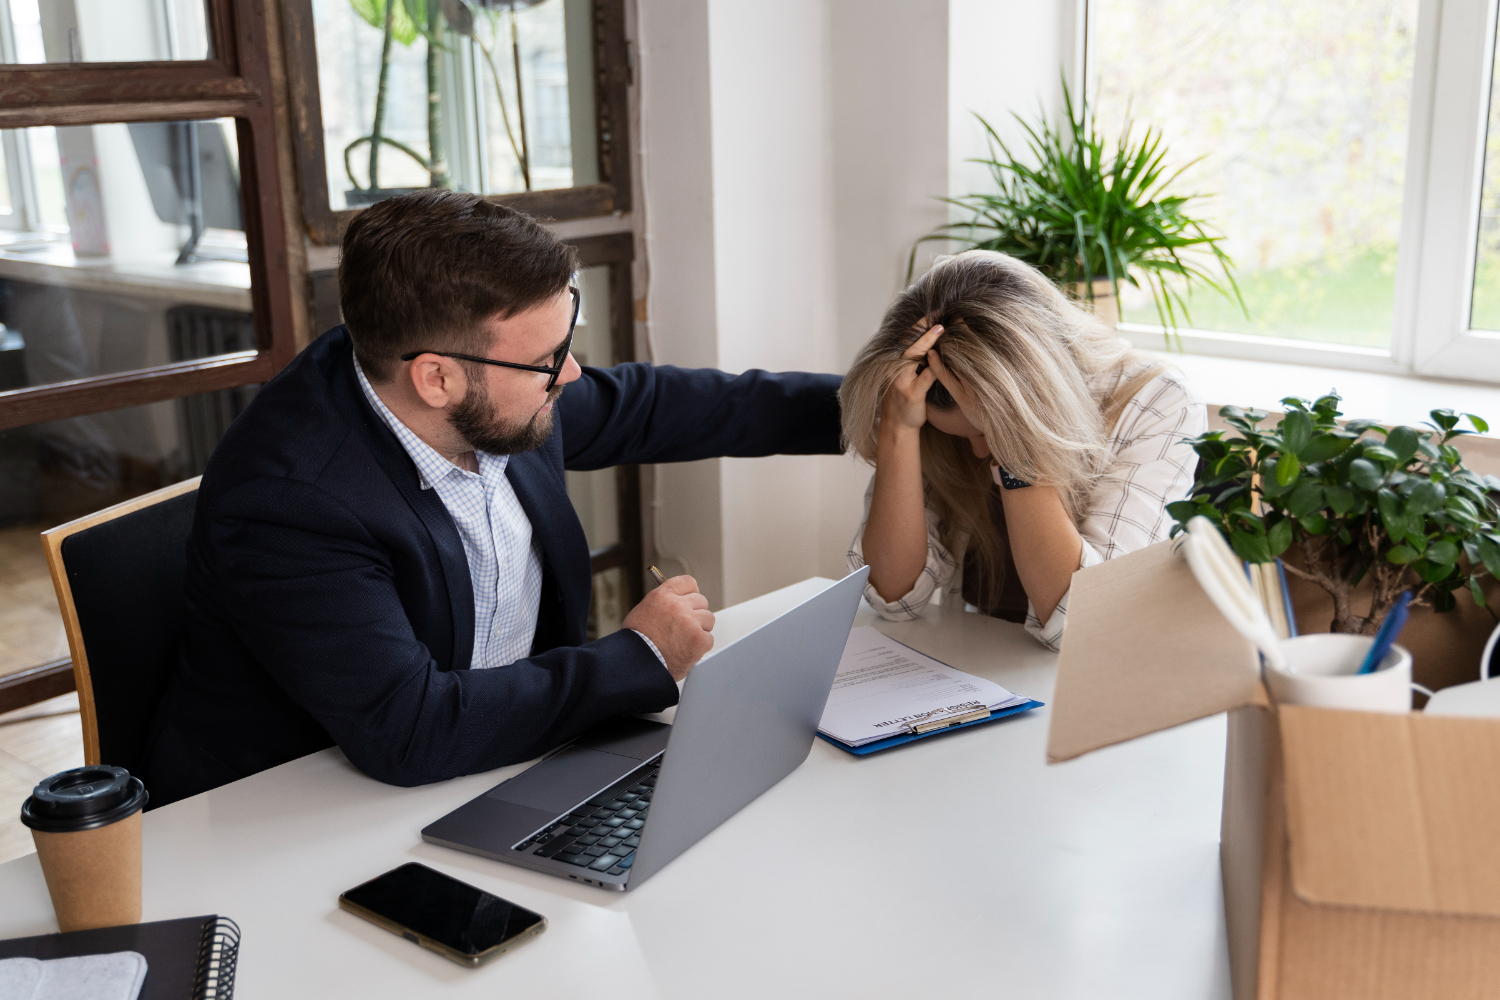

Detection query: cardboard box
xmin=1049 ymin=540 xmax=1500 ymax=1000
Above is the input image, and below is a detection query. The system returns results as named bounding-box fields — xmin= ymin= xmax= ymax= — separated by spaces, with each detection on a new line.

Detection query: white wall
xmin=637 ymin=0 xmax=1074 ymax=609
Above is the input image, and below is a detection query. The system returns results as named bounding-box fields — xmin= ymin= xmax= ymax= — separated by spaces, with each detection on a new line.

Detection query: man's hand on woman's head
xmin=881 ymin=324 xmax=945 ymax=433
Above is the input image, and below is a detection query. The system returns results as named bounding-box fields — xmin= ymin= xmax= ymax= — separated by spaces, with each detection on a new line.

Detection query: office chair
xmin=41 ymin=478 xmax=200 ymax=776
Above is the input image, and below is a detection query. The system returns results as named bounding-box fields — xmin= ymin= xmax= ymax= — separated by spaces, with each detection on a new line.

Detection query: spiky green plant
xmin=912 ymin=80 xmax=1244 ymax=338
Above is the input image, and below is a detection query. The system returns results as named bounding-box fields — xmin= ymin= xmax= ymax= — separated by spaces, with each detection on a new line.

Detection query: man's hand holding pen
xmin=623 ymin=566 xmax=715 ymax=680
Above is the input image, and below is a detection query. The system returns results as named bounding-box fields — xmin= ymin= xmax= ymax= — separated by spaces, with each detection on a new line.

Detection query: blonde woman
xmin=843 ymin=250 xmax=1206 ymax=650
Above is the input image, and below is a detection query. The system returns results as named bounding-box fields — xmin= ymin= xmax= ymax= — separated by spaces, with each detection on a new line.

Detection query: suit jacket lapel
xmin=328 ymin=339 xmax=476 ymax=670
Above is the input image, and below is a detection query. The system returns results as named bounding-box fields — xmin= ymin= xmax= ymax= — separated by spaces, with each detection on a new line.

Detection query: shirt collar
xmin=353 ymin=353 xmax=509 ymax=490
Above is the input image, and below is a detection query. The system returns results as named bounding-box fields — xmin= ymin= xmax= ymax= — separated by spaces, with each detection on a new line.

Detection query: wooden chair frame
xmin=39 ymin=478 xmax=201 ymax=765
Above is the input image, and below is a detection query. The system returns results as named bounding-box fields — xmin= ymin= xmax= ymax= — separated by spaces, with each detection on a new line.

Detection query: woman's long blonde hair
xmin=841 ymin=250 xmax=1162 ymax=593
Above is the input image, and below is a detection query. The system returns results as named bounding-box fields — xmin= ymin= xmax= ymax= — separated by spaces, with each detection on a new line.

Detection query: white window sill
xmin=1148 ymin=349 xmax=1500 ymax=430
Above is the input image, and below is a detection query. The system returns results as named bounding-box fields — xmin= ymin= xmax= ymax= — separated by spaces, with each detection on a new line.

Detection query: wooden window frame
xmin=570 ymin=231 xmax=643 ymax=607
xmin=281 ymin=0 xmax=633 ymax=247
xmin=0 ymin=0 xmax=297 ymax=432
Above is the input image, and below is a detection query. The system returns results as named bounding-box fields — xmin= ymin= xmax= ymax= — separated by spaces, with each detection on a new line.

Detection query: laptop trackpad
xmin=486 ymin=747 xmax=641 ymax=814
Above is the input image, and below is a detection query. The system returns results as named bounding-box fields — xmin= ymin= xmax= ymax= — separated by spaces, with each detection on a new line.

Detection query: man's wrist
xmin=631 ymin=629 xmax=668 ymax=668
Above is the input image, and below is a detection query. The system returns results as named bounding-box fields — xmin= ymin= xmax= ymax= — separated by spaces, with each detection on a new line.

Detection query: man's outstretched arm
xmin=559 ymin=364 xmax=843 ymax=470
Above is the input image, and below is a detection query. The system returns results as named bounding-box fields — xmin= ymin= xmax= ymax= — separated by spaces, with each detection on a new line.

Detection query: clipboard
xmin=817 ymin=697 xmax=1045 ymax=756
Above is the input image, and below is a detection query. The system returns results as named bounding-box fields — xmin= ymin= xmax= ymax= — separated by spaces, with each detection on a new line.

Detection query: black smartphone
xmin=339 ymin=862 xmax=547 ymax=967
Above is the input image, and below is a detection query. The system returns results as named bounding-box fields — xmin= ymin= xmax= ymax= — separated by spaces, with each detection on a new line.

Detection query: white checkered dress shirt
xmin=848 ymin=370 xmax=1206 ymax=651
xmin=355 ymin=357 xmax=543 ymax=669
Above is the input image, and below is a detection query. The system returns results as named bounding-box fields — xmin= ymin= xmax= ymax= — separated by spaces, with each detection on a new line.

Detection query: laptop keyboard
xmin=514 ymin=765 xmax=658 ymax=878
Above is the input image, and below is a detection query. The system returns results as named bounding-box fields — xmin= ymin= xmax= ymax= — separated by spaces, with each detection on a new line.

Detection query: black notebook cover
xmin=0 ymin=915 xmax=239 ymax=999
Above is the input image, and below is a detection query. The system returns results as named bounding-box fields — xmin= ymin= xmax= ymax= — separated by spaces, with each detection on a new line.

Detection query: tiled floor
xmin=0 ymin=693 xmax=84 ymax=865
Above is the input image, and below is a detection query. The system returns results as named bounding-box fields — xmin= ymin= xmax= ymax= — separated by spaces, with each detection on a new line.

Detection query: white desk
xmin=0 ymin=579 xmax=1231 ymax=998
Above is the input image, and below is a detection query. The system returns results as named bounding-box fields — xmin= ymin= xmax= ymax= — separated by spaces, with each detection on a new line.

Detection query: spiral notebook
xmin=0 ymin=915 xmax=239 ymax=1000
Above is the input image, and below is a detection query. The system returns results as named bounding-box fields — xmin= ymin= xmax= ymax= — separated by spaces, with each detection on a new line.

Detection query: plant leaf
xmin=1469 ymin=413 xmax=1490 ymax=434
xmin=1267 ymin=517 xmax=1294 ymax=557
xmin=1427 ymin=540 xmax=1459 ymax=566
xmin=1385 ymin=425 xmax=1420 ymax=465
xmin=1408 ymin=480 xmax=1447 ymax=515
xmin=1275 ymin=452 xmax=1301 ymax=487
xmin=1349 ymin=458 xmax=1383 ymax=491
xmin=1230 ymin=530 xmax=1272 ymax=564
xmin=1324 ymin=484 xmax=1355 ymax=515
xmin=1281 ymin=410 xmax=1313 ymax=455
xmin=1377 ymin=489 xmax=1405 ymax=542
xmin=1301 ymin=433 xmax=1350 ymax=463
xmin=1288 ymin=480 xmax=1324 ymax=520
xmin=1166 ymin=500 xmax=1199 ymax=524
xmin=1387 ymin=545 xmax=1419 ymax=564
xmin=1471 ymin=575 xmax=1488 ymax=607
xmin=1478 ymin=536 xmax=1500 ymax=579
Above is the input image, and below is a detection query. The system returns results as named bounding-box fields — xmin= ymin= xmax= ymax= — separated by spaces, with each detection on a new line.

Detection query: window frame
xmin=1084 ymin=0 xmax=1500 ymax=383
xmin=568 ymin=230 xmax=643 ymax=609
xmin=0 ymin=0 xmax=296 ymax=709
xmin=280 ymin=0 xmax=633 ymax=246
xmin=0 ymin=0 xmax=297 ymax=431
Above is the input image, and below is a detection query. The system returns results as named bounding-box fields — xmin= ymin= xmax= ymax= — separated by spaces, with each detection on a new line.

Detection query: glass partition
xmin=311 ymin=0 xmax=595 ymax=211
xmin=0 ymin=0 xmax=212 ymax=63
xmin=0 ymin=119 xmax=252 ymax=390
xmin=0 ymin=386 xmax=254 ymax=682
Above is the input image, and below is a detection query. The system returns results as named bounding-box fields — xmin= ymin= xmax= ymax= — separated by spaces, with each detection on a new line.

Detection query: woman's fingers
xmin=924 ymin=347 xmax=958 ymax=391
xmin=903 ymin=323 xmax=945 ymax=360
xmin=925 ymin=349 xmax=981 ymax=418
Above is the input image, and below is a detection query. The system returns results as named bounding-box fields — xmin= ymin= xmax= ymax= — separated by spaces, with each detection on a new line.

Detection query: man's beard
xmin=449 ymin=377 xmax=562 ymax=455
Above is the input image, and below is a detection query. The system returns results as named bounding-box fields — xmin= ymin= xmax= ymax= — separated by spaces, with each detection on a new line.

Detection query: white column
xmin=637 ymin=0 xmax=1073 ymax=608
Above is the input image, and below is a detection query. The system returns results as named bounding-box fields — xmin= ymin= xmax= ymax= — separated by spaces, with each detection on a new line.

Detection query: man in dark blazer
xmin=141 ymin=191 xmax=844 ymax=807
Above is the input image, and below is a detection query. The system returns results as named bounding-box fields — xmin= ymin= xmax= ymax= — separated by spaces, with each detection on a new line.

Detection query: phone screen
xmin=341 ymin=863 xmax=545 ymax=958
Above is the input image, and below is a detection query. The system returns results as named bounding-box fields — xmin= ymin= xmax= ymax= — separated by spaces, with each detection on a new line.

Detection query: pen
xmin=1357 ymin=590 xmax=1410 ymax=674
xmin=649 ymin=565 xmax=667 ymax=586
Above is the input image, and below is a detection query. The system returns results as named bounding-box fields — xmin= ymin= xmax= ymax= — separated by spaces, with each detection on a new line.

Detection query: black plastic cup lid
xmin=20 ymin=765 xmax=148 ymax=833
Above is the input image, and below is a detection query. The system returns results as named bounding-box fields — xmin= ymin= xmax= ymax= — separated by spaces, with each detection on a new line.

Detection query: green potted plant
xmin=1168 ymin=393 xmax=1500 ymax=634
xmin=914 ymin=81 xmax=1243 ymax=338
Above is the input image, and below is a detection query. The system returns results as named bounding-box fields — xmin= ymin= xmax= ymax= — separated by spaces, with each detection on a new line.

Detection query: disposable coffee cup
xmin=20 ymin=765 xmax=148 ymax=932
xmin=1264 ymin=633 xmax=1413 ymax=713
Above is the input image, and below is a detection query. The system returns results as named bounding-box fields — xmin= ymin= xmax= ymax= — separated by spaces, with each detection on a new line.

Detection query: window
xmin=0 ymin=0 xmax=296 ymax=708
xmin=285 ymin=0 xmax=631 ymax=244
xmin=1086 ymin=0 xmax=1500 ymax=381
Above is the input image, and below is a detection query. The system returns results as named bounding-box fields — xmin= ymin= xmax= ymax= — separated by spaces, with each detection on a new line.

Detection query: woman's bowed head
xmin=841 ymin=250 xmax=1203 ymax=650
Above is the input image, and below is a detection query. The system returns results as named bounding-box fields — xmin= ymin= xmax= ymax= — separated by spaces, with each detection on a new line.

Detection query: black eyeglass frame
xmin=399 ymin=287 xmax=581 ymax=391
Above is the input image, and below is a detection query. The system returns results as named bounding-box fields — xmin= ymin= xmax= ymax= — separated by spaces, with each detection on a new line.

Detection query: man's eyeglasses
xmin=400 ymin=286 xmax=580 ymax=391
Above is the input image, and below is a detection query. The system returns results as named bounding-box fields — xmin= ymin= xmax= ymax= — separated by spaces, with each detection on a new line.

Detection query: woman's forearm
xmin=1001 ymin=484 xmax=1083 ymax=625
xmin=863 ymin=426 xmax=930 ymax=602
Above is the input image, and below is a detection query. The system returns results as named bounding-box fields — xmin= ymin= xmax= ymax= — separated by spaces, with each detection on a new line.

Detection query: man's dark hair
xmin=338 ymin=190 xmax=578 ymax=381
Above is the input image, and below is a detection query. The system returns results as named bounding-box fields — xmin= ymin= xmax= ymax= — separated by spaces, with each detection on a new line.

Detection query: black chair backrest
xmin=61 ymin=490 xmax=196 ymax=773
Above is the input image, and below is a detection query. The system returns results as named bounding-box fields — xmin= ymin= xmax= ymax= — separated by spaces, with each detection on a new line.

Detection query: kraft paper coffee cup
xmin=20 ymin=765 xmax=148 ymax=932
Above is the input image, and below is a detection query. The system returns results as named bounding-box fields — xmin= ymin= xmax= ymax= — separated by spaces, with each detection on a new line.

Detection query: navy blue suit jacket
xmin=141 ymin=327 xmax=844 ymax=806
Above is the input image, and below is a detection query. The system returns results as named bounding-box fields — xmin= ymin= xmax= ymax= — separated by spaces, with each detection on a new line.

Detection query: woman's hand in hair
xmin=865 ymin=323 xmax=944 ymax=603
xmin=923 ymin=347 xmax=986 ymax=437
xmin=882 ymin=324 xmax=944 ymax=431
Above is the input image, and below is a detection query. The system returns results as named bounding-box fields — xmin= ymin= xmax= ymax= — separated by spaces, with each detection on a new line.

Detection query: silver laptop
xmin=421 ymin=567 xmax=868 ymax=891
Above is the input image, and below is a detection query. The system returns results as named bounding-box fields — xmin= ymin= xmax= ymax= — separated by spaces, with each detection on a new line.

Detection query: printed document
xmin=818 ymin=626 xmax=1030 ymax=746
